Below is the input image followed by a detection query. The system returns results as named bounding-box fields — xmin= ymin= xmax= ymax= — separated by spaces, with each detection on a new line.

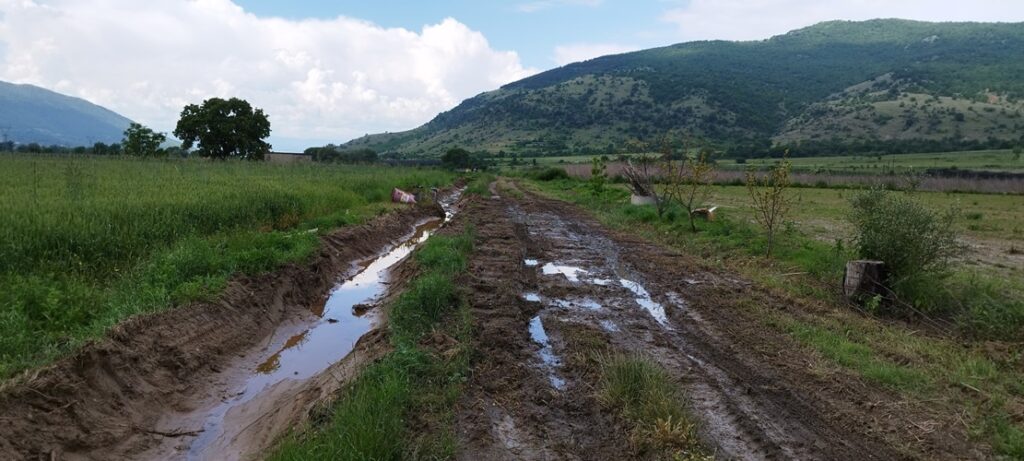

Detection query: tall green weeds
xmin=0 ymin=155 xmax=452 ymax=379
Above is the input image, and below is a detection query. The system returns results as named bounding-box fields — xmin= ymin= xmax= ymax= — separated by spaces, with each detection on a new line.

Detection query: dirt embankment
xmin=452 ymin=180 xmax=982 ymax=460
xmin=0 ymin=204 xmax=443 ymax=460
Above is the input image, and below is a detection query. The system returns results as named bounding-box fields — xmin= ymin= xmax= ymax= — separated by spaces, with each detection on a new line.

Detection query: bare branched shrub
xmin=745 ymin=157 xmax=793 ymax=257
xmin=622 ymin=156 xmax=655 ymax=196
xmin=622 ymin=155 xmax=673 ymax=217
xmin=668 ymin=150 xmax=715 ymax=232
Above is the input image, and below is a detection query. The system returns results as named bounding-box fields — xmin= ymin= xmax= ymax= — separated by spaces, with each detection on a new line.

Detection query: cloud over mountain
xmin=0 ymin=0 xmax=535 ymax=148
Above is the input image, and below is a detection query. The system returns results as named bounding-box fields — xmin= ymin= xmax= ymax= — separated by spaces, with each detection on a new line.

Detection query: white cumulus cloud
xmin=552 ymin=43 xmax=638 ymax=66
xmin=661 ymin=0 xmax=1024 ymax=42
xmin=0 ymin=0 xmax=536 ymax=149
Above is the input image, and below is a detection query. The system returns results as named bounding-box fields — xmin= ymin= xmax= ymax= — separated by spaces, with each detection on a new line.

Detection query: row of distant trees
xmin=303 ymin=145 xmax=493 ymax=170
xmin=304 ymin=146 xmax=379 ymax=163
xmin=1 ymin=97 xmax=272 ymax=160
xmin=726 ymin=136 xmax=1024 ymax=159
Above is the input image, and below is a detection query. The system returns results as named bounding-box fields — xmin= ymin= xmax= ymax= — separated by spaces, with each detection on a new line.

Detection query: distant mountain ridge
xmin=343 ymin=19 xmax=1024 ymax=157
xmin=0 ymin=81 xmax=133 ymax=147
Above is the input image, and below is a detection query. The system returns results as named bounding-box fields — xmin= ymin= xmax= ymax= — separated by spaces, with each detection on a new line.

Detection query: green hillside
xmin=0 ymin=81 xmax=133 ymax=147
xmin=343 ymin=19 xmax=1024 ymax=158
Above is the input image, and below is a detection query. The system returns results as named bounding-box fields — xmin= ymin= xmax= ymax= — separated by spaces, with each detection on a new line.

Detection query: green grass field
xmin=497 ymin=149 xmax=1024 ymax=175
xmin=717 ymin=149 xmax=1024 ymax=174
xmin=0 ymin=155 xmax=452 ymax=379
xmin=705 ymin=184 xmax=1024 ymax=247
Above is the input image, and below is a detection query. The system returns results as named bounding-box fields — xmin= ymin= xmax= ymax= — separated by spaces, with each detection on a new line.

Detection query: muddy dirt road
xmin=1 ymin=180 xmax=982 ymax=460
xmin=452 ymin=180 xmax=980 ymax=460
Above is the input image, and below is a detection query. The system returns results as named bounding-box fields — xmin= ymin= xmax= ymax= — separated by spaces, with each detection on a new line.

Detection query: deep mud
xmin=452 ymin=180 xmax=983 ymax=460
xmin=1 ymin=181 xmax=987 ymax=460
xmin=0 ymin=202 xmax=446 ymax=461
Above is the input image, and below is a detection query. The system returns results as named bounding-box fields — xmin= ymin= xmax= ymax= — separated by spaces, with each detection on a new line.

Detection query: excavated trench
xmin=181 ymin=219 xmax=443 ymax=459
xmin=0 ymin=188 xmax=463 ymax=461
xmin=174 ymin=189 xmax=464 ymax=460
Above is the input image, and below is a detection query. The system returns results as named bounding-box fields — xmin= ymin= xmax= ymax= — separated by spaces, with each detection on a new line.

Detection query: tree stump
xmin=843 ymin=260 xmax=887 ymax=300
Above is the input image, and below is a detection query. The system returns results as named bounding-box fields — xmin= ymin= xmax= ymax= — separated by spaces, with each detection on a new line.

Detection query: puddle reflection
xmin=528 ymin=315 xmax=566 ymax=390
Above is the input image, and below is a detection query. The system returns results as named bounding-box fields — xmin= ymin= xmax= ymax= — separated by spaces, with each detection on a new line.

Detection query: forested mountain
xmin=343 ymin=19 xmax=1024 ymax=157
xmin=0 ymin=81 xmax=132 ymax=147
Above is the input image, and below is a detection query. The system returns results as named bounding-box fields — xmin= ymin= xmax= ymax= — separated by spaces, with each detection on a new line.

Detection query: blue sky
xmin=233 ymin=1 xmax=677 ymax=69
xmin=3 ymin=0 xmax=1023 ymax=150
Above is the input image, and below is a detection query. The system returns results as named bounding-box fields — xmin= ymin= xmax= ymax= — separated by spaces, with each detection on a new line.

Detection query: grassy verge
xmin=463 ymin=172 xmax=496 ymax=197
xmin=0 ymin=155 xmax=453 ymax=379
xmin=524 ymin=176 xmax=1024 ymax=457
xmin=270 ymin=227 xmax=475 ymax=460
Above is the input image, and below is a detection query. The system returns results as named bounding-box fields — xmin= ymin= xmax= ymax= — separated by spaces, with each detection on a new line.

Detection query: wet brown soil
xmin=0 ymin=181 xmax=987 ymax=460
xmin=452 ymin=180 xmax=983 ymax=460
xmin=0 ymin=204 xmax=443 ymax=461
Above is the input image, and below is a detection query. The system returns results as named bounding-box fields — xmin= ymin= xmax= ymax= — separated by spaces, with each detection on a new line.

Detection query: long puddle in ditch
xmin=185 ymin=191 xmax=461 ymax=460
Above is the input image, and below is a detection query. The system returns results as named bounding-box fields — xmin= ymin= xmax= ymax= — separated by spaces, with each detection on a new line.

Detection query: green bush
xmin=849 ymin=189 xmax=964 ymax=307
xmin=532 ymin=167 xmax=570 ymax=181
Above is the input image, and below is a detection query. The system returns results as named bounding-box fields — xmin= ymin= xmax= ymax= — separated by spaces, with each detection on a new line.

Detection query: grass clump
xmin=270 ymin=228 xmax=475 ymax=460
xmin=599 ymin=354 xmax=711 ymax=460
xmin=464 ymin=173 xmax=496 ymax=196
xmin=271 ymin=354 xmax=413 ymax=461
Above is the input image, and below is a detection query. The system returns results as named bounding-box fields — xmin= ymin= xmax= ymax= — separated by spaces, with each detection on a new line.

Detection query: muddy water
xmin=182 ymin=191 xmax=463 ymax=460
xmin=185 ymin=218 xmax=441 ymax=459
xmin=528 ymin=315 xmax=566 ymax=390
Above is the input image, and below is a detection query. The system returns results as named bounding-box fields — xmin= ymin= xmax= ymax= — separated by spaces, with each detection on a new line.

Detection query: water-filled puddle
xmin=541 ymin=263 xmax=588 ymax=283
xmin=620 ymin=279 xmax=670 ymax=327
xmin=528 ymin=315 xmax=566 ymax=390
xmin=523 ymin=293 xmax=541 ymax=302
xmin=524 ymin=259 xmax=539 ymax=267
xmin=188 ymin=215 xmax=446 ymax=459
xmin=591 ymin=278 xmax=613 ymax=286
xmin=600 ymin=320 xmax=619 ymax=332
xmin=253 ymin=219 xmax=440 ymax=379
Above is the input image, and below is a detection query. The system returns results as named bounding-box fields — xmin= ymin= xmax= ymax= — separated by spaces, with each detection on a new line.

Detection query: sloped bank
xmin=0 ymin=201 xmax=446 ymax=460
xmin=269 ymin=197 xmax=477 ymax=460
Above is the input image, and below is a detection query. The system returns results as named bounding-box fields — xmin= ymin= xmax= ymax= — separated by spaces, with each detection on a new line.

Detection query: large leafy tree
xmin=174 ymin=97 xmax=271 ymax=160
xmin=122 ymin=123 xmax=166 ymax=157
xmin=441 ymin=147 xmax=472 ymax=169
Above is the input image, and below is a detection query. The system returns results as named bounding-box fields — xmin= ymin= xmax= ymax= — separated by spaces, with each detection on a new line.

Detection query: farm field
xmin=716 ymin=149 xmax=1024 ymax=174
xmin=501 ymin=149 xmax=1024 ymax=174
xmin=1 ymin=162 xmax=1022 ymax=460
xmin=0 ymin=155 xmax=453 ymax=378
xmin=705 ymin=184 xmax=1024 ymax=273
